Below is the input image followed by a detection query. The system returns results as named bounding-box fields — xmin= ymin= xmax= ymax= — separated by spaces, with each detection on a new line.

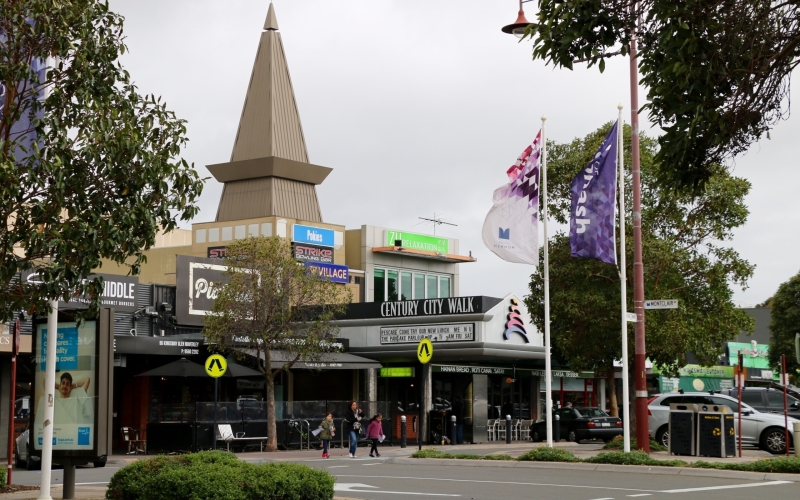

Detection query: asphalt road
xmin=9 ymin=453 xmax=797 ymax=500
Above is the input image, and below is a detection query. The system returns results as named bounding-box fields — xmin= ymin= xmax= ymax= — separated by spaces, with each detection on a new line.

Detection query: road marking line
xmin=588 ymin=498 xmax=614 ymax=500
xmin=336 ymin=474 xmax=655 ymax=493
xmin=661 ymin=481 xmax=792 ymax=493
xmin=363 ymin=463 xmax=382 ymax=466
xmin=335 ymin=482 xmax=459 ymax=496
xmin=75 ymin=482 xmax=109 ymax=486
xmin=327 ymin=465 xmax=349 ymax=468
xmin=628 ymin=495 xmax=652 ymax=497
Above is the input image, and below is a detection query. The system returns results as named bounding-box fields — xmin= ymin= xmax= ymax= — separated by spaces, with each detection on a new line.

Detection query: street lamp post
xmin=501 ymin=0 xmax=649 ymax=452
xmin=501 ymin=0 xmax=535 ymax=38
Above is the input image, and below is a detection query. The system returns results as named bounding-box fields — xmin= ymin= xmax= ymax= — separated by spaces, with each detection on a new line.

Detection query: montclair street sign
xmin=644 ymin=300 xmax=678 ymax=310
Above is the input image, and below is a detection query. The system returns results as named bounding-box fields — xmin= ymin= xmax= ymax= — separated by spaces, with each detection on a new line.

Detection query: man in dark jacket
xmin=452 ymin=396 xmax=464 ymax=444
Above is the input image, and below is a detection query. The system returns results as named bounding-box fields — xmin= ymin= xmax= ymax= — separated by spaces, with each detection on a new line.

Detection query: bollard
xmin=554 ymin=414 xmax=561 ymax=442
xmin=401 ymin=415 xmax=407 ymax=448
xmin=506 ymin=415 xmax=512 ymax=444
xmin=451 ymin=415 xmax=457 ymax=445
xmin=795 ymin=422 xmax=800 ymax=458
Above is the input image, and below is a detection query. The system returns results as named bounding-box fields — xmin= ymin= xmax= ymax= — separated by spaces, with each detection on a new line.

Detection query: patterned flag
xmin=569 ymin=121 xmax=618 ymax=264
xmin=481 ymin=131 xmax=541 ymax=265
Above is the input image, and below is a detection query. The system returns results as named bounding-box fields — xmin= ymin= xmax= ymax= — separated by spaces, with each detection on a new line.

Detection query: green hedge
xmin=0 ymin=467 xmax=6 ymax=489
xmin=517 ymin=447 xmax=581 ymax=463
xmin=584 ymin=450 xmax=688 ymax=467
xmin=602 ymin=435 xmax=667 ymax=452
xmin=105 ymin=451 xmax=334 ymax=500
xmin=412 ymin=446 xmax=800 ymax=473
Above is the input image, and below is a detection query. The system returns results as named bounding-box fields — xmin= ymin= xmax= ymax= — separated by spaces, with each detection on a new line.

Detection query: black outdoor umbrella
xmin=136 ymin=357 xmax=262 ymax=378
xmin=136 ymin=357 xmax=206 ymax=377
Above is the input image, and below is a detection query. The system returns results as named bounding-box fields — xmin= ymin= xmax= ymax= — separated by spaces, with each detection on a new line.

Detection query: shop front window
xmin=413 ymin=273 xmax=425 ymax=299
xmin=372 ymin=267 xmax=453 ymax=302
xmin=374 ymin=269 xmax=385 ymax=303
xmin=440 ymin=276 xmax=451 ymax=298
xmin=400 ymin=272 xmax=412 ymax=300
xmin=387 ymin=270 xmax=399 ymax=301
xmin=426 ymin=275 xmax=438 ymax=299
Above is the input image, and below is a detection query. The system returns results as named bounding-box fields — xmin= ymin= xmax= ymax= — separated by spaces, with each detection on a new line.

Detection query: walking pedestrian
xmin=452 ymin=396 xmax=464 ymax=444
xmin=345 ymin=400 xmax=364 ymax=458
xmin=366 ymin=413 xmax=384 ymax=457
xmin=317 ymin=412 xmax=335 ymax=459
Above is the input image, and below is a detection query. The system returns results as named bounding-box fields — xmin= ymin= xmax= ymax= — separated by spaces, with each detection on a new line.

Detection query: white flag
xmin=481 ymin=131 xmax=541 ymax=265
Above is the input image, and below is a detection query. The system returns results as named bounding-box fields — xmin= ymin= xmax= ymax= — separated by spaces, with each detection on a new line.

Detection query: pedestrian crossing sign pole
xmin=206 ymin=354 xmax=227 ymax=449
xmin=416 ymin=339 xmax=433 ymax=451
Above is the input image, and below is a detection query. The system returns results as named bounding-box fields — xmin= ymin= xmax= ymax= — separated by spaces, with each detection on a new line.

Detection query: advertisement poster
xmin=33 ymin=321 xmax=97 ymax=451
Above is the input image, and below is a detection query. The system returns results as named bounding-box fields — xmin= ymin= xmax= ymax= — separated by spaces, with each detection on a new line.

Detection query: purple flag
xmin=569 ymin=121 xmax=618 ymax=264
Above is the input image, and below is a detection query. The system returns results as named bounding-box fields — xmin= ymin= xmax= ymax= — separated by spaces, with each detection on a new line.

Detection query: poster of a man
xmin=33 ymin=320 xmax=98 ymax=450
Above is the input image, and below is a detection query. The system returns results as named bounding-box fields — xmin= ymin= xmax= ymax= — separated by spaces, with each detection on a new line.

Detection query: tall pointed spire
xmin=229 ymin=1 xmax=308 ymax=163
xmin=208 ymin=3 xmax=331 ymax=223
xmin=264 ymin=2 xmax=279 ymax=30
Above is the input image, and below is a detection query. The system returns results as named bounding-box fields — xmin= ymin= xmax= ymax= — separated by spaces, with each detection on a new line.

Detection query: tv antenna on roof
xmin=416 ymin=213 xmax=457 ymax=235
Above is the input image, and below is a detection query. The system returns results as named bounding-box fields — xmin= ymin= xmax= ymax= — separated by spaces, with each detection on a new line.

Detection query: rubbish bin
xmin=696 ymin=404 xmax=734 ymax=458
xmin=668 ymin=403 xmax=699 ymax=456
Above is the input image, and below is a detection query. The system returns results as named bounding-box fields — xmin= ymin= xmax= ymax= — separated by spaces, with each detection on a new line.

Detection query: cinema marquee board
xmin=31 ymin=309 xmax=113 ymax=462
xmin=380 ymin=323 xmax=475 ymax=344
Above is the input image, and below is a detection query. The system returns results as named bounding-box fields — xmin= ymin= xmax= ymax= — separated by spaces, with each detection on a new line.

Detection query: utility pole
xmin=628 ymin=1 xmax=649 ymax=453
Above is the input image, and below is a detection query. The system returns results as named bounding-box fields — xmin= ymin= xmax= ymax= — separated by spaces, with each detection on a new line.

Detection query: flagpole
xmin=541 ymin=115 xmax=553 ymax=447
xmin=617 ymin=105 xmax=631 ymax=453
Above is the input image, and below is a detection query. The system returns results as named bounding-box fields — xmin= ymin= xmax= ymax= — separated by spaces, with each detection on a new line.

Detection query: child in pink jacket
xmin=365 ymin=413 xmax=384 ymax=457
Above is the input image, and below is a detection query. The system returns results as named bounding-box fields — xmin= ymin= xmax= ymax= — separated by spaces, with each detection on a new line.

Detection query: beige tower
xmin=209 ymin=3 xmax=330 ymax=223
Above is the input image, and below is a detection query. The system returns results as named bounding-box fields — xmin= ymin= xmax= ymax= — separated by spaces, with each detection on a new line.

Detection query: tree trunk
xmin=265 ymin=373 xmax=277 ymax=451
xmin=606 ymin=364 xmax=619 ymax=417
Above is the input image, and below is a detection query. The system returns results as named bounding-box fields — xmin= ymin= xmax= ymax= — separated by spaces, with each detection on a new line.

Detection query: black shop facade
xmin=332 ymin=294 xmax=568 ymax=444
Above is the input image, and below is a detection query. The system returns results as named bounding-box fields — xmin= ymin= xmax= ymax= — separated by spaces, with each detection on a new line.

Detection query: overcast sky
xmin=109 ymin=0 xmax=799 ymax=307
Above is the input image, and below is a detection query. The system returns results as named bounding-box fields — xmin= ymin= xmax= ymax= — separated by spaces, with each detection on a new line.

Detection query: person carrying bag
xmin=317 ymin=413 xmax=335 ymax=459
xmin=345 ymin=400 xmax=364 ymax=458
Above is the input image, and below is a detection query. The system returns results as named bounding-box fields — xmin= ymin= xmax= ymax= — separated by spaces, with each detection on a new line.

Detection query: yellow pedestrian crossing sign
xmin=417 ymin=338 xmax=433 ymax=364
xmin=205 ymin=354 xmax=227 ymax=378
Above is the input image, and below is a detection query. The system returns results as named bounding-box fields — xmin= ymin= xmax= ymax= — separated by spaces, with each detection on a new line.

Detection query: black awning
xmin=248 ymin=349 xmax=381 ymax=370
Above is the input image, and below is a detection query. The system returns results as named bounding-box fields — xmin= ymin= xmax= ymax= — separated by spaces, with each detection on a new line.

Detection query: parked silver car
xmin=648 ymin=392 xmax=797 ymax=455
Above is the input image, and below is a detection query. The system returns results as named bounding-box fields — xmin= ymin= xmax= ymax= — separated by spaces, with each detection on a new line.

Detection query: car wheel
xmin=760 ymin=428 xmax=789 ymax=455
xmin=656 ymin=426 xmax=669 ymax=448
xmin=93 ymin=456 xmax=107 ymax=468
xmin=532 ymin=430 xmax=541 ymax=442
xmin=27 ymin=458 xmax=40 ymax=471
xmin=567 ymin=429 xmax=578 ymax=443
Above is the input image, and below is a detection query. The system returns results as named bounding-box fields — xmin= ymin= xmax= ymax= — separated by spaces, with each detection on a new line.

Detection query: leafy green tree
xmin=1 ymin=0 xmax=202 ymax=321
xmin=203 ymin=236 xmax=352 ymax=451
xmin=768 ymin=270 xmax=800 ymax=383
xmin=524 ymin=123 xmax=754 ymax=420
xmin=524 ymin=0 xmax=800 ymax=192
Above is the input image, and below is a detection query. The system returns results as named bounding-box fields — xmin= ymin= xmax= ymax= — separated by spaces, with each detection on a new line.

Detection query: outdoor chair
xmin=121 ymin=427 xmax=146 ymax=454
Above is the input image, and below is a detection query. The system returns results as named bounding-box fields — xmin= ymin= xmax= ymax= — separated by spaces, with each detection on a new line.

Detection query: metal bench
xmin=216 ymin=424 xmax=268 ymax=452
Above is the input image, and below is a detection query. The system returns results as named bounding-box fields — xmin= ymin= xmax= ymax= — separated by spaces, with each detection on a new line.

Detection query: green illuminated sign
xmin=385 ymin=230 xmax=449 ymax=254
xmin=379 ymin=367 xmax=415 ymax=378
